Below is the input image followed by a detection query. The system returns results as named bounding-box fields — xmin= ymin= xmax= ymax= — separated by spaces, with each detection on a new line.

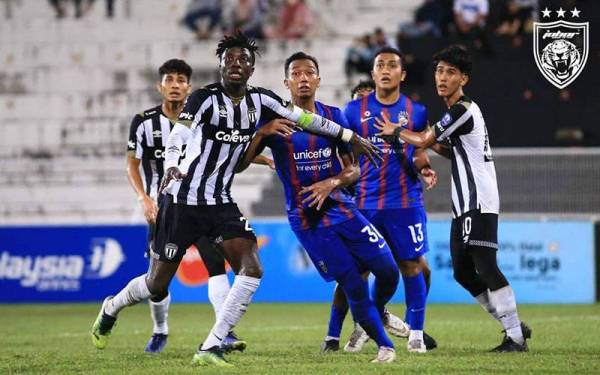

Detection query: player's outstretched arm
xmin=261 ymin=92 xmax=383 ymax=165
xmin=236 ymin=118 xmax=295 ymax=173
xmin=374 ymin=112 xmax=437 ymax=149
xmin=299 ymin=152 xmax=359 ymax=211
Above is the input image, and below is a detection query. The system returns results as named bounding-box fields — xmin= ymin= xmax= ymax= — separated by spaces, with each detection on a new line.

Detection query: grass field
xmin=1 ymin=303 xmax=599 ymax=374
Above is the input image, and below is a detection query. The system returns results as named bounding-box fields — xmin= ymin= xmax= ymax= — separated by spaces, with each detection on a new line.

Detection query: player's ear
xmin=316 ymin=76 xmax=321 ymax=88
xmin=284 ymin=78 xmax=290 ymax=89
xmin=461 ymin=73 xmax=469 ymax=87
xmin=401 ymin=69 xmax=407 ymax=82
xmin=370 ymin=70 xmax=375 ymax=81
xmin=155 ymin=81 xmax=162 ymax=94
xmin=186 ymin=83 xmax=192 ymax=95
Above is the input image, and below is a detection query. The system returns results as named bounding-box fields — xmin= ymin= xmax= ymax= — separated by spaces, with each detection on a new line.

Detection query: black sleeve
xmin=433 ymin=102 xmax=474 ymax=141
xmin=127 ymin=114 xmax=144 ymax=158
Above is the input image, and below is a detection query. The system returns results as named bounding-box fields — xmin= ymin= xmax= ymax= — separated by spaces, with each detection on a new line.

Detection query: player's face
xmin=434 ymin=61 xmax=468 ymax=98
xmin=284 ymin=59 xmax=320 ymax=100
xmin=372 ymin=53 xmax=405 ymax=91
xmin=157 ymin=73 xmax=191 ymax=103
xmin=220 ymin=47 xmax=254 ymax=86
xmin=352 ymin=87 xmax=374 ymax=100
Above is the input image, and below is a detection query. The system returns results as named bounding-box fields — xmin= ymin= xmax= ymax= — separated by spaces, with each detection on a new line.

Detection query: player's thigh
xmin=450 ymin=215 xmax=476 ymax=275
xmin=212 ymin=204 xmax=259 ymax=275
xmin=195 ymin=236 xmax=226 ymax=276
xmin=293 ymin=226 xmax=358 ymax=282
xmin=151 ymin=196 xmax=199 ymax=264
xmin=463 ymin=211 xmax=499 ymax=251
xmin=375 ymin=208 xmax=430 ymax=263
xmin=337 ymin=213 xmax=393 ymax=265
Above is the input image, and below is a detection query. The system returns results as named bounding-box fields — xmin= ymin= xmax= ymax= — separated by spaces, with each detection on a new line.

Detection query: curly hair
xmin=215 ymin=30 xmax=259 ymax=65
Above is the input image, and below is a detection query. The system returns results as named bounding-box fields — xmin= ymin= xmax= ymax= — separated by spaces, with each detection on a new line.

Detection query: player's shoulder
xmin=250 ymin=85 xmax=280 ymax=98
xmin=190 ymin=83 xmax=220 ymax=99
xmin=342 ymin=97 xmax=362 ymax=114
xmin=407 ymin=96 xmax=427 ymax=114
xmin=133 ymin=104 xmax=161 ymax=123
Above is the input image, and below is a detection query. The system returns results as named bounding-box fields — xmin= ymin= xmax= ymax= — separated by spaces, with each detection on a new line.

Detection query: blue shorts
xmin=361 ymin=207 xmax=430 ymax=262
xmin=293 ymin=212 xmax=392 ymax=282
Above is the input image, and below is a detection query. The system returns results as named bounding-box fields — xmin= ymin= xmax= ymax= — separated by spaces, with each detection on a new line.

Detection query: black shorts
xmin=151 ymin=196 xmax=257 ymax=263
xmin=450 ymin=209 xmax=498 ymax=252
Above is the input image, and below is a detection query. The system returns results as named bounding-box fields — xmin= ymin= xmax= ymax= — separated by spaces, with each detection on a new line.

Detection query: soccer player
xmin=91 ymin=32 xmax=381 ymax=367
xmin=125 ymin=59 xmax=250 ymax=353
xmin=237 ymin=51 xmax=401 ymax=363
xmin=341 ymin=47 xmax=438 ymax=353
xmin=350 ymin=79 xmax=376 ymax=100
xmin=374 ymin=44 xmax=531 ymax=352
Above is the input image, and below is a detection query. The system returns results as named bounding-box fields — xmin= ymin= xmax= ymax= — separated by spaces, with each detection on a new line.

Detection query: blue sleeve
xmin=333 ymin=108 xmax=352 ymax=155
xmin=413 ymin=104 xmax=428 ymax=132
xmin=342 ymin=101 xmax=359 ymax=132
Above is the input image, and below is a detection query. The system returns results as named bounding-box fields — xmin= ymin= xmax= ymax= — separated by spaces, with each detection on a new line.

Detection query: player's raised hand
xmin=299 ymin=179 xmax=338 ymax=211
xmin=257 ymin=118 xmax=296 ymax=137
xmin=139 ymin=195 xmax=158 ymax=224
xmin=350 ymin=133 xmax=383 ymax=166
xmin=159 ymin=167 xmax=187 ymax=195
xmin=374 ymin=111 xmax=407 ymax=137
xmin=420 ymin=167 xmax=438 ymax=190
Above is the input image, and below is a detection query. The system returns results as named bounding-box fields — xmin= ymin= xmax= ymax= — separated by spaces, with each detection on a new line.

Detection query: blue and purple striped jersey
xmin=343 ymin=93 xmax=428 ymax=210
xmin=260 ymin=102 xmax=356 ymax=230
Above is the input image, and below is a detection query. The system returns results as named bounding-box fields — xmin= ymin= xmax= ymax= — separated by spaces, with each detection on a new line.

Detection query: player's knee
xmin=452 ymin=267 xmax=472 ymax=289
xmin=399 ymin=259 xmax=422 ymax=277
xmin=145 ymin=275 xmax=169 ymax=297
xmin=239 ymin=261 xmax=263 ymax=278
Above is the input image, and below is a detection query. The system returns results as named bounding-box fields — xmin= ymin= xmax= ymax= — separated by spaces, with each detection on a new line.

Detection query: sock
xmin=326 ymin=304 xmax=347 ymax=339
xmin=367 ymin=253 xmax=400 ymax=317
xmin=338 ymin=270 xmax=393 ymax=349
xmin=475 ymin=289 xmax=501 ymax=321
xmin=105 ymin=274 xmax=152 ymax=317
xmin=200 ymin=275 xmax=260 ymax=350
xmin=149 ymin=293 xmax=170 ymax=335
xmin=403 ymin=272 xmax=427 ymax=331
xmin=488 ymin=285 xmax=524 ymax=344
xmin=409 ymin=329 xmax=423 ymax=342
xmin=208 ymin=274 xmax=231 ymax=319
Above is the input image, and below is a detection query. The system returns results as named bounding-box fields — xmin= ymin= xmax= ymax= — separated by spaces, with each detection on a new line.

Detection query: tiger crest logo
xmin=534 ymin=17 xmax=589 ymax=89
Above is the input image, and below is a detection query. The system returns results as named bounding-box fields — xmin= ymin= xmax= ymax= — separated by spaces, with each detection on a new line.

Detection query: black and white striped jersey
xmin=127 ymin=105 xmax=174 ymax=198
xmin=433 ymin=96 xmax=499 ymax=218
xmin=164 ymin=83 xmax=350 ymax=206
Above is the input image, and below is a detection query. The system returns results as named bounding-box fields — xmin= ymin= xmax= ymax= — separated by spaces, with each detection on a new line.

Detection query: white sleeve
xmin=164 ymin=123 xmax=192 ymax=170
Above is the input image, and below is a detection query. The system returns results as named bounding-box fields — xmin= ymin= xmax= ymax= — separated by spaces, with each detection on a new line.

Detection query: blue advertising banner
xmin=0 ymin=225 xmax=149 ymax=302
xmin=170 ymin=219 xmax=596 ymax=304
xmin=0 ymin=220 xmax=595 ymax=303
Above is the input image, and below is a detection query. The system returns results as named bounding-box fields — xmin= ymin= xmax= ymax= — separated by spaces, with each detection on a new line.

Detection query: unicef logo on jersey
xmin=293 ymin=147 xmax=332 ymax=160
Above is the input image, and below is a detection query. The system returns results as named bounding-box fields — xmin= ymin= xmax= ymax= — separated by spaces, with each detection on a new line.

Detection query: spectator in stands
xmin=271 ymin=0 xmax=313 ymax=39
xmin=224 ymin=0 xmax=266 ymax=40
xmin=344 ymin=34 xmax=375 ymax=84
xmin=48 ymin=0 xmax=113 ymax=18
xmin=181 ymin=0 xmax=223 ymax=40
xmin=453 ymin=0 xmax=491 ymax=54
xmin=496 ymin=0 xmax=537 ymax=47
xmin=398 ymin=0 xmax=445 ymax=39
xmin=372 ymin=27 xmax=397 ymax=49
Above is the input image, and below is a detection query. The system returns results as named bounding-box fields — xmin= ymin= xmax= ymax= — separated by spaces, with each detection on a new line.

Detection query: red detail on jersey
xmin=287 ymin=137 xmax=310 ymax=229
xmin=319 ymin=104 xmax=335 ymax=227
xmin=176 ymin=236 xmax=269 ymax=287
xmin=357 ymin=95 xmax=369 ymax=209
xmin=399 ymin=98 xmax=414 ymax=208
xmin=337 ymin=200 xmax=355 ymax=220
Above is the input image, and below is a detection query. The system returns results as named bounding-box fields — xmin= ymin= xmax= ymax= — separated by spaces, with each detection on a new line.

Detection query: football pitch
xmin=1 ymin=303 xmax=599 ymax=374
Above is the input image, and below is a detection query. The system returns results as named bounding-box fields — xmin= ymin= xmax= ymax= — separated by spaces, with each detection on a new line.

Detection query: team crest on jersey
xmin=248 ymin=107 xmax=257 ymax=124
xmin=164 ymin=243 xmax=178 ymax=260
xmin=397 ymin=111 xmax=409 ymax=126
xmin=219 ymin=105 xmax=228 ymax=117
xmin=533 ymin=7 xmax=589 ymax=89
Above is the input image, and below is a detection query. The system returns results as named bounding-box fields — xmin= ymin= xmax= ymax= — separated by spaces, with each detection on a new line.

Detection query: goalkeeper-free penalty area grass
xmin=1 ymin=303 xmax=599 ymax=374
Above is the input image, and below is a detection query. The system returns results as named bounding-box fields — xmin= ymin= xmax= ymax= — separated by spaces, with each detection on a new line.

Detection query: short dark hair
xmin=158 ymin=59 xmax=192 ymax=81
xmin=432 ymin=44 xmax=472 ymax=75
xmin=373 ymin=47 xmax=405 ymax=69
xmin=350 ymin=80 xmax=376 ymax=98
xmin=284 ymin=51 xmax=319 ymax=77
xmin=216 ymin=30 xmax=259 ymax=65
